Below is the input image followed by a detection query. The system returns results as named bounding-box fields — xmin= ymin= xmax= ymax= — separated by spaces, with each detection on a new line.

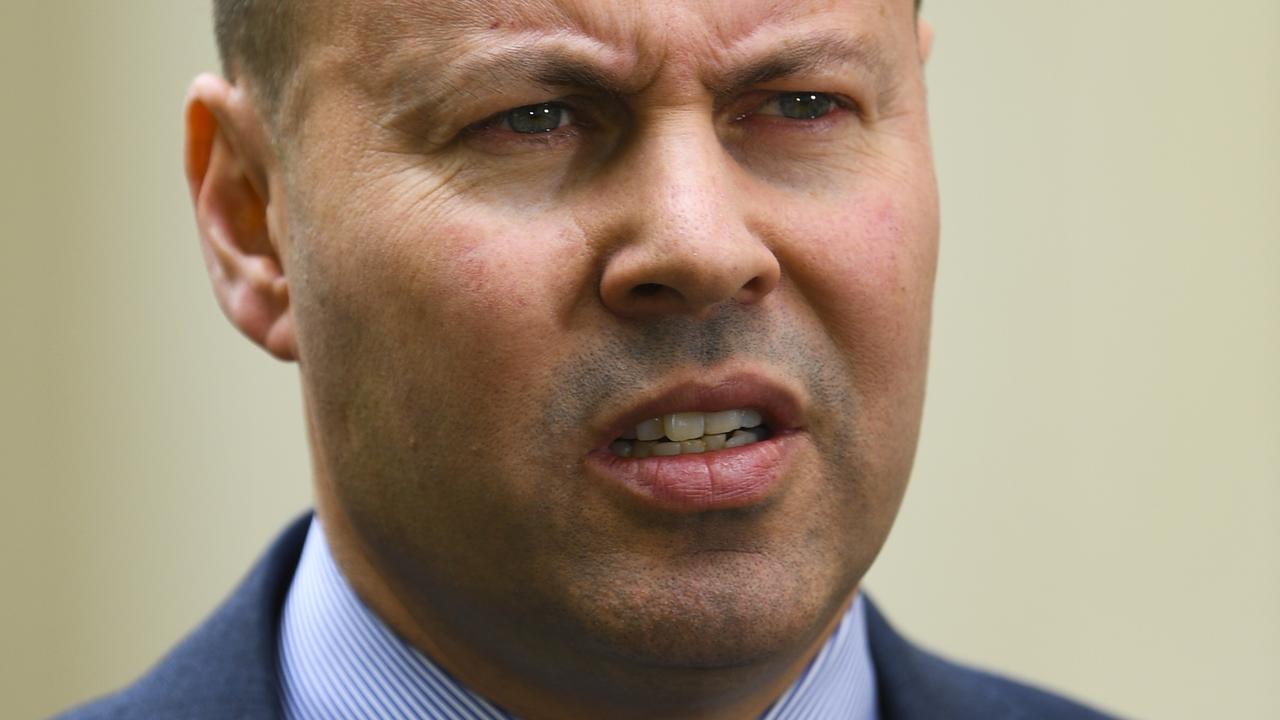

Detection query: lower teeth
xmin=610 ymin=427 xmax=770 ymax=458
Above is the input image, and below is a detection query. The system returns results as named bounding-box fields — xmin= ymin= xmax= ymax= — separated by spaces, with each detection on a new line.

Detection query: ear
xmin=917 ymin=17 xmax=935 ymax=65
xmin=184 ymin=72 xmax=297 ymax=361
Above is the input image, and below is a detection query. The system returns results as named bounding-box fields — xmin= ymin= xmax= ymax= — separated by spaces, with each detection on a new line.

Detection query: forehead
xmin=334 ymin=0 xmax=904 ymax=43
xmin=317 ymin=0 xmax=915 ymax=92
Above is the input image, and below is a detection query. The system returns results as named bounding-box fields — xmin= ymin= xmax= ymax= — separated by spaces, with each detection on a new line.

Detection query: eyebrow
xmin=460 ymin=46 xmax=637 ymax=98
xmin=708 ymin=32 xmax=893 ymax=103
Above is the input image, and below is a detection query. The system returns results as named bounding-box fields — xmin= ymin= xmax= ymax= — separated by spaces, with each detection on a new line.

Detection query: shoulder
xmin=865 ymin=598 xmax=1121 ymax=720
xmin=53 ymin=515 xmax=312 ymax=720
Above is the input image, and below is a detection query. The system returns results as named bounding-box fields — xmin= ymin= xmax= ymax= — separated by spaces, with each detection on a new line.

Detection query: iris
xmin=505 ymin=103 xmax=566 ymax=133
xmin=774 ymin=92 xmax=835 ymax=120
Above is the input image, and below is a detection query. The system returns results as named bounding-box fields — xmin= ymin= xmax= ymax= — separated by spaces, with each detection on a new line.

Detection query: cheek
xmin=789 ymin=192 xmax=935 ymax=329
xmin=780 ymin=190 xmax=937 ymax=396
xmin=447 ymin=239 xmax=554 ymax=323
xmin=335 ymin=214 xmax=588 ymax=430
xmin=425 ymin=222 xmax=585 ymax=373
xmin=292 ymin=208 xmax=593 ymax=535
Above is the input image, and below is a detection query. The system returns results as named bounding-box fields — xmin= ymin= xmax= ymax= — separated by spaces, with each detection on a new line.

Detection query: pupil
xmin=509 ymin=104 xmax=562 ymax=134
xmin=779 ymin=93 xmax=833 ymax=120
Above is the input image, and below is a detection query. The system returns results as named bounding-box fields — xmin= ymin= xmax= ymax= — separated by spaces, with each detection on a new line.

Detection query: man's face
xmin=279 ymin=0 xmax=935 ymax=701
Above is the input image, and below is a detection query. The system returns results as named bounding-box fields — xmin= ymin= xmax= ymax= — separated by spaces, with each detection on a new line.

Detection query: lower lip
xmin=584 ymin=432 xmax=802 ymax=513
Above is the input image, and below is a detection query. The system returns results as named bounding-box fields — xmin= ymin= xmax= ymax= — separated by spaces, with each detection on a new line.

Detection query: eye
xmin=753 ymin=92 xmax=838 ymax=121
xmin=500 ymin=102 xmax=574 ymax=134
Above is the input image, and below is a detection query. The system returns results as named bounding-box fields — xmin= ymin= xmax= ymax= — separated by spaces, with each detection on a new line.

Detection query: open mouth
xmin=609 ymin=408 xmax=773 ymax=458
xmin=586 ymin=376 xmax=803 ymax=511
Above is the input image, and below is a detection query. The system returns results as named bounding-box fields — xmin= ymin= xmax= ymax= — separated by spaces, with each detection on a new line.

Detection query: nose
xmin=595 ymin=122 xmax=780 ymax=319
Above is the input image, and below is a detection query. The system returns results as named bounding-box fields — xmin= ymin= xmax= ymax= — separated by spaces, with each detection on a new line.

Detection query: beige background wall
xmin=1 ymin=1 xmax=1275 ymax=718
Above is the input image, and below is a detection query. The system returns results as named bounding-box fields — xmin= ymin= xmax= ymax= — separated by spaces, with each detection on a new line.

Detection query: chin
xmin=561 ymin=549 xmax=852 ymax=672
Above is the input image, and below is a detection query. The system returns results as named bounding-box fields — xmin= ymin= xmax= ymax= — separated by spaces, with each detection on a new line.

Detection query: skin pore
xmin=184 ymin=1 xmax=937 ymax=718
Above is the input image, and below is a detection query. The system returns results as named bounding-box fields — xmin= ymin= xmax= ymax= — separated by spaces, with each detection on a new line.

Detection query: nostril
xmin=633 ymin=283 xmax=664 ymax=297
xmin=739 ymin=276 xmax=768 ymax=298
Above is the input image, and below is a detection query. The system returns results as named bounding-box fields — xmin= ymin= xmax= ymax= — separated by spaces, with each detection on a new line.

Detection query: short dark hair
xmin=212 ymin=0 xmax=305 ymax=121
xmin=213 ymin=0 xmax=923 ymax=119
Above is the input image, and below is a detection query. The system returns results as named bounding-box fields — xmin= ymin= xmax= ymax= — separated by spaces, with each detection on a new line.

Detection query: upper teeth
xmin=612 ymin=408 xmax=767 ymax=458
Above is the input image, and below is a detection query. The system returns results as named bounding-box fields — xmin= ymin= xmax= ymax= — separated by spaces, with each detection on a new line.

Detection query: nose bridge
xmin=636 ymin=118 xmax=735 ymax=244
xmin=597 ymin=112 xmax=780 ymax=318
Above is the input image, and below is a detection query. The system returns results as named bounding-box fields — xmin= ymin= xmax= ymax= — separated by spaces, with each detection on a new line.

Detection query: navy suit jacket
xmin=57 ymin=514 xmax=1117 ymax=719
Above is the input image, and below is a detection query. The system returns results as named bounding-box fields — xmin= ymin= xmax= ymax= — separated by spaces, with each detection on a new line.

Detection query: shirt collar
xmin=279 ymin=518 xmax=878 ymax=720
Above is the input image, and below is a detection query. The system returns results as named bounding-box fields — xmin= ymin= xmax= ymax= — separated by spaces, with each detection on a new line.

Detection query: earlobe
xmin=917 ymin=18 xmax=935 ymax=65
xmin=184 ymin=73 xmax=297 ymax=362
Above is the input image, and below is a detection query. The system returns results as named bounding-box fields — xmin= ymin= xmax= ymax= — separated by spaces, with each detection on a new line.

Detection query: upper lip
xmin=591 ymin=371 xmax=808 ymax=449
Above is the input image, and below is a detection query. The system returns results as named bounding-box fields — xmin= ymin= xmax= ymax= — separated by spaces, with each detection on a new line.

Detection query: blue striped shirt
xmin=279 ymin=519 xmax=878 ymax=719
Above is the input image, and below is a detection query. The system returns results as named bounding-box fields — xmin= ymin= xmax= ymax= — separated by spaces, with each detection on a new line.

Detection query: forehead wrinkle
xmin=329 ymin=1 xmax=648 ymax=117
xmin=336 ymin=0 xmax=573 ymax=87
xmin=341 ymin=0 xmax=641 ymax=68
